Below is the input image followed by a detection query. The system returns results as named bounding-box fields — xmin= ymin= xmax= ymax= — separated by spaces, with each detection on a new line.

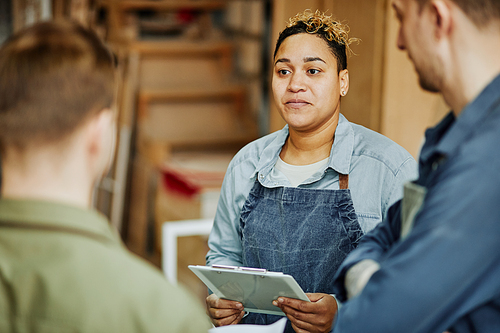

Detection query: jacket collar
xmin=420 ymin=74 xmax=500 ymax=164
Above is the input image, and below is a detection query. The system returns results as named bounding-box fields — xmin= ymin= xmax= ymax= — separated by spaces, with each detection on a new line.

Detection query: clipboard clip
xmin=211 ymin=264 xmax=267 ymax=273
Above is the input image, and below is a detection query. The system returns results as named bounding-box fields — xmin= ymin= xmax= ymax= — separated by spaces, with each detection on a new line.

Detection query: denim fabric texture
xmin=240 ymin=181 xmax=362 ymax=330
xmin=241 ymin=183 xmax=362 ymax=288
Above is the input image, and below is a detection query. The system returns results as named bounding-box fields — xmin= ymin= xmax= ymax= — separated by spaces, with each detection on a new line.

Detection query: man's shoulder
xmin=455 ymin=108 xmax=500 ymax=175
xmin=65 ymin=239 xmax=200 ymax=305
xmin=470 ymin=105 xmax=500 ymax=151
xmin=0 ymin=234 xmax=210 ymax=332
xmin=78 ymin=246 xmax=211 ymax=331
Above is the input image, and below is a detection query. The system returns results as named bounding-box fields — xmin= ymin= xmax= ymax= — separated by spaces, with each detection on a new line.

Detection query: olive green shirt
xmin=0 ymin=199 xmax=211 ymax=333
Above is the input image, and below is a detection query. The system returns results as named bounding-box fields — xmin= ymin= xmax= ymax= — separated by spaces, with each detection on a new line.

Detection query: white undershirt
xmin=274 ymin=156 xmax=330 ymax=187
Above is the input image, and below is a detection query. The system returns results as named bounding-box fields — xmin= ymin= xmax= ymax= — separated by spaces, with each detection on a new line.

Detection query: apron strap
xmin=339 ymin=174 xmax=349 ymax=190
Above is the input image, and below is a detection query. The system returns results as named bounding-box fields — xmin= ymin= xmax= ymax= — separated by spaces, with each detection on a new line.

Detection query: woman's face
xmin=272 ymin=33 xmax=349 ymax=134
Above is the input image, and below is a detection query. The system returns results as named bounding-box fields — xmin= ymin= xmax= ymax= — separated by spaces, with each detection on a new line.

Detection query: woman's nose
xmin=287 ymin=72 xmax=306 ymax=92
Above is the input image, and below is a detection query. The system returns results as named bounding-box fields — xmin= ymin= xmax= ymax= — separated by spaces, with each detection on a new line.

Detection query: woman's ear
xmin=339 ymin=69 xmax=350 ymax=96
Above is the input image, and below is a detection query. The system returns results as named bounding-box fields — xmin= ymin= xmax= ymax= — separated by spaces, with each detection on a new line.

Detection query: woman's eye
xmin=308 ymin=69 xmax=320 ymax=75
xmin=278 ymin=69 xmax=290 ymax=75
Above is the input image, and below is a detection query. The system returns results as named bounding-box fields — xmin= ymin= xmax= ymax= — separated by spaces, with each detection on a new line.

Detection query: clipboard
xmin=189 ymin=265 xmax=309 ymax=316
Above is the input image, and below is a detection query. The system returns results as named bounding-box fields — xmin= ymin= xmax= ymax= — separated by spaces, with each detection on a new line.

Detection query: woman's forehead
xmin=274 ymin=33 xmax=336 ymax=63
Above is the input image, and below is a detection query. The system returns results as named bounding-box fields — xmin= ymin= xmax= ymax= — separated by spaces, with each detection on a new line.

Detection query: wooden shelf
xmin=129 ymin=40 xmax=233 ymax=57
xmin=117 ymin=0 xmax=265 ymax=264
xmin=100 ymin=0 xmax=226 ymax=12
xmin=138 ymin=85 xmax=244 ymax=104
xmin=137 ymin=85 xmax=256 ymax=151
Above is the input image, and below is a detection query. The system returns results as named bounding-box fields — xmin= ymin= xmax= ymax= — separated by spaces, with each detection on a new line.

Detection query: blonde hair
xmin=286 ymin=9 xmax=360 ymax=57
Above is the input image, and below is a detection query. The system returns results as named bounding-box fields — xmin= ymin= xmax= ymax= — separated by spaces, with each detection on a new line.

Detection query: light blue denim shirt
xmin=206 ymin=114 xmax=418 ymax=267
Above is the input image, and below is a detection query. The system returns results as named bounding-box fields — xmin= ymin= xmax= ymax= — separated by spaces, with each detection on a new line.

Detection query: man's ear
xmin=430 ymin=0 xmax=453 ymax=40
xmin=339 ymin=69 xmax=349 ymax=96
xmin=86 ymin=108 xmax=115 ymax=175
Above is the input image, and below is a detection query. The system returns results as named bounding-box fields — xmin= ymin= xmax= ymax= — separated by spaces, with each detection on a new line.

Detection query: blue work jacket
xmin=332 ymin=74 xmax=500 ymax=333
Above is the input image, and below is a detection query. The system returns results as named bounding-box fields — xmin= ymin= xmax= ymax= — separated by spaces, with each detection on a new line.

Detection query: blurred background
xmin=1 ymin=0 xmax=449 ymax=303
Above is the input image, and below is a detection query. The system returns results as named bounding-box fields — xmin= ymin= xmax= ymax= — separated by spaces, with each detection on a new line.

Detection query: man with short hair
xmin=274 ymin=0 xmax=500 ymax=332
xmin=0 ymin=21 xmax=210 ymax=332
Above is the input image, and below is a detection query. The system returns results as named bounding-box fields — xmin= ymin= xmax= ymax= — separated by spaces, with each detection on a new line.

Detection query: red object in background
xmin=161 ymin=168 xmax=225 ymax=199
xmin=162 ymin=169 xmax=201 ymax=198
xmin=159 ymin=152 xmax=233 ymax=199
xmin=177 ymin=9 xmax=196 ymax=24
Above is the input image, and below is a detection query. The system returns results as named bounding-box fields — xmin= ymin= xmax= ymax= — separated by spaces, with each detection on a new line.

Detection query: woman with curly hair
xmin=205 ymin=10 xmax=417 ymax=332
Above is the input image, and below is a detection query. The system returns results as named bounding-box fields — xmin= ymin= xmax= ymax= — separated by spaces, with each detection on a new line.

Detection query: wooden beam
xmin=100 ymin=0 xmax=226 ymax=12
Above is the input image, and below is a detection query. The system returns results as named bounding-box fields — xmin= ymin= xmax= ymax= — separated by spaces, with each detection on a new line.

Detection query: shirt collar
xmin=329 ymin=114 xmax=354 ymax=175
xmin=254 ymin=113 xmax=354 ymax=177
xmin=420 ymin=74 xmax=500 ymax=164
xmin=0 ymin=198 xmax=120 ymax=244
xmin=419 ymin=111 xmax=455 ymax=163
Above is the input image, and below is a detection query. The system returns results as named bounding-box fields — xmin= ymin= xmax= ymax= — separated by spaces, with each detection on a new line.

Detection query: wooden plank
xmin=323 ymin=0 xmax=387 ymax=131
xmin=138 ymin=101 xmax=256 ymax=145
xmin=69 ymin=0 xmax=89 ymax=26
xmin=129 ymin=40 xmax=233 ymax=57
xmin=126 ymin=154 xmax=156 ymax=256
xmin=368 ymin=0 xmax=387 ymax=133
xmin=132 ymin=41 xmax=233 ymax=81
xmin=12 ymin=0 xmax=25 ymax=32
xmin=139 ymin=86 xmax=245 ymax=103
xmin=100 ymin=0 xmax=226 ymax=11
xmin=52 ymin=0 xmax=66 ymax=20
xmin=134 ymin=41 xmax=234 ymax=89
xmin=139 ymin=57 xmax=228 ymax=90
xmin=135 ymin=83 xmax=257 ymax=149
xmin=105 ymin=0 xmax=122 ymax=41
xmin=118 ymin=50 xmax=140 ymax=127
xmin=237 ymin=39 xmax=263 ymax=76
xmin=109 ymin=50 xmax=140 ymax=232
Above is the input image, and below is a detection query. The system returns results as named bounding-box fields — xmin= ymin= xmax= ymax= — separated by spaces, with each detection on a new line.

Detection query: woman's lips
xmin=285 ymin=99 xmax=310 ymax=108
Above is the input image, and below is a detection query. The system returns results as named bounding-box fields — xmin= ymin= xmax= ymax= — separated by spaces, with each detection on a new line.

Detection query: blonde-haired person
xmin=206 ymin=10 xmax=417 ymax=333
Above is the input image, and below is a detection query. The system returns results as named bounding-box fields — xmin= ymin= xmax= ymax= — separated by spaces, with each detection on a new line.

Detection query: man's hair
xmin=273 ymin=10 xmax=360 ymax=72
xmin=0 ymin=20 xmax=115 ymax=153
xmin=417 ymin=0 xmax=500 ymax=27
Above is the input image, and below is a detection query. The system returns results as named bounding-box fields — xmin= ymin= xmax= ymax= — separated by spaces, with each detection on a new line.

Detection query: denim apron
xmin=239 ymin=173 xmax=363 ymax=331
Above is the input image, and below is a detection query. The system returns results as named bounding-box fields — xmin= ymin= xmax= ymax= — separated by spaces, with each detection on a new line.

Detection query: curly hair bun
xmin=286 ymin=9 xmax=360 ymax=56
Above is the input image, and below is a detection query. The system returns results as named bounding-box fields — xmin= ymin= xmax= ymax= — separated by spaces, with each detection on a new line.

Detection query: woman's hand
xmin=206 ymin=294 xmax=245 ymax=327
xmin=273 ymin=293 xmax=338 ymax=333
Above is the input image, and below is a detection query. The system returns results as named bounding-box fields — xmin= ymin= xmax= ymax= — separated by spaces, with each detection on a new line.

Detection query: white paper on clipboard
xmin=188 ymin=265 xmax=309 ymax=316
